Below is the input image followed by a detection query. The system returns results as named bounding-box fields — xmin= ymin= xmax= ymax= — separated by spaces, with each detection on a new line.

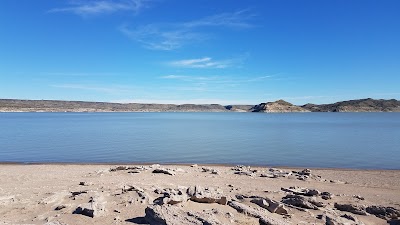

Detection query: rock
xmin=211 ymin=169 xmax=219 ymax=175
xmin=187 ymin=186 xmax=227 ymax=205
xmin=234 ymin=171 xmax=255 ymax=176
xmin=321 ymin=192 xmax=334 ymax=200
xmin=299 ymin=169 xmax=311 ymax=176
xmin=353 ymin=195 xmax=365 ymax=201
xmin=334 ymin=203 xmax=367 ymax=215
xmin=366 ymin=205 xmax=400 ymax=220
xmin=389 ymin=219 xmax=400 ymax=225
xmin=202 ymin=167 xmax=212 ymax=172
xmin=74 ymin=195 xmax=107 ymax=218
xmin=160 ymin=188 xmax=189 ymax=205
xmin=122 ymin=185 xmax=152 ymax=204
xmin=152 ymin=168 xmax=176 ymax=176
xmin=54 ymin=205 xmax=66 ymax=211
xmin=262 ymin=168 xmax=292 ymax=178
xmin=144 ymin=204 xmax=222 ymax=225
xmin=79 ymin=181 xmax=91 ymax=186
xmin=191 ymin=164 xmax=198 ymax=167
xmin=282 ymin=194 xmax=324 ymax=209
xmin=251 ymin=198 xmax=288 ymax=215
xmin=228 ymin=201 xmax=288 ymax=225
xmin=281 ymin=187 xmax=320 ymax=196
xmin=109 ymin=166 xmax=127 ymax=172
xmin=324 ymin=213 xmax=364 ymax=225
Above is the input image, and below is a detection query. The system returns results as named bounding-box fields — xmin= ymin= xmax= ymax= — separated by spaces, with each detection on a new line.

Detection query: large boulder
xmin=187 ymin=186 xmax=227 ymax=205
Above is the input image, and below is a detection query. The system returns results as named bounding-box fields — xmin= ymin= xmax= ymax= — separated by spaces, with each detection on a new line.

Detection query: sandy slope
xmin=0 ymin=164 xmax=399 ymax=225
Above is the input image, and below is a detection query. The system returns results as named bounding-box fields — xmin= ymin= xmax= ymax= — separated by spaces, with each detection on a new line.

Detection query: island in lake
xmin=0 ymin=98 xmax=400 ymax=112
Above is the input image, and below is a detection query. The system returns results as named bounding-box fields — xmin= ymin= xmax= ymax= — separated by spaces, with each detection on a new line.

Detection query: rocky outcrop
xmin=251 ymin=100 xmax=310 ymax=113
xmin=228 ymin=201 xmax=289 ymax=225
xmin=302 ymin=98 xmax=400 ymax=112
xmin=144 ymin=205 xmax=223 ymax=225
xmin=334 ymin=203 xmax=367 ymax=215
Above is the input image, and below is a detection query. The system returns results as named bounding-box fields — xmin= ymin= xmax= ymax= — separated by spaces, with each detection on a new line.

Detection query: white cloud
xmin=48 ymin=0 xmax=148 ymax=16
xmin=120 ymin=10 xmax=254 ymax=50
xmin=168 ymin=56 xmax=245 ymax=69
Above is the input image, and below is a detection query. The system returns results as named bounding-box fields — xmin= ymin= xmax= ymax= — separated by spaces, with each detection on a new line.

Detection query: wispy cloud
xmin=51 ymin=84 xmax=134 ymax=94
xmin=48 ymin=0 xmax=149 ymax=16
xmin=120 ymin=10 xmax=255 ymax=50
xmin=168 ymin=57 xmax=228 ymax=69
xmin=183 ymin=9 xmax=255 ymax=29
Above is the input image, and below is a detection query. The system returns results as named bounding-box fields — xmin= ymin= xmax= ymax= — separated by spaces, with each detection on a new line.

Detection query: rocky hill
xmin=251 ymin=100 xmax=310 ymax=113
xmin=1 ymin=98 xmax=399 ymax=112
xmin=301 ymin=98 xmax=400 ymax=112
xmin=0 ymin=99 xmax=227 ymax=112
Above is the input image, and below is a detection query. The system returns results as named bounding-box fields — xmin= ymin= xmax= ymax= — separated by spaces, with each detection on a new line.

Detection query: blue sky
xmin=1 ymin=0 xmax=399 ymax=105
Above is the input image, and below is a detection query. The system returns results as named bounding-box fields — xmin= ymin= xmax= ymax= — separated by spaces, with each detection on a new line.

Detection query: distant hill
xmin=250 ymin=100 xmax=310 ymax=113
xmin=1 ymin=98 xmax=399 ymax=112
xmin=301 ymin=98 xmax=400 ymax=112
xmin=0 ymin=99 xmax=227 ymax=112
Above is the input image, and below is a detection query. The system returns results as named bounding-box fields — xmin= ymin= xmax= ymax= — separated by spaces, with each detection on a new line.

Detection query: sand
xmin=0 ymin=164 xmax=399 ymax=225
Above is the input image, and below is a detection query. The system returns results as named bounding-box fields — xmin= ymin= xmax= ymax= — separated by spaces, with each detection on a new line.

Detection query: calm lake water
xmin=0 ymin=112 xmax=399 ymax=169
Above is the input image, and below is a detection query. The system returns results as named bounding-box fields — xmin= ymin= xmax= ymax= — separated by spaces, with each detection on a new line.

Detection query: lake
xmin=0 ymin=112 xmax=399 ymax=169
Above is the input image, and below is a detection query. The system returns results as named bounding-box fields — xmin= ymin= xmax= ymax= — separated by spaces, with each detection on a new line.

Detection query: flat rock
xmin=187 ymin=186 xmax=227 ymax=205
xmin=334 ymin=203 xmax=367 ymax=215
xmin=152 ymin=168 xmax=176 ymax=176
xmin=366 ymin=205 xmax=400 ymax=220
xmin=228 ymin=201 xmax=289 ymax=225
xmin=282 ymin=194 xmax=324 ymax=209
xmin=144 ymin=204 xmax=222 ymax=225
xmin=251 ymin=198 xmax=288 ymax=215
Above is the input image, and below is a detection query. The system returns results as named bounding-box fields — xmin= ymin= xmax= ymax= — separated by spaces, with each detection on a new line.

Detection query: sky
xmin=0 ymin=0 xmax=399 ymax=105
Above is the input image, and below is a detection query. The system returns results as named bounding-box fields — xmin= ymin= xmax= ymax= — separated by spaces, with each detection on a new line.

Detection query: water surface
xmin=0 ymin=112 xmax=399 ymax=169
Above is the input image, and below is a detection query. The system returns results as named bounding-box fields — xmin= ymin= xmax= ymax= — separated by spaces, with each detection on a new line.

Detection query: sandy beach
xmin=0 ymin=164 xmax=399 ymax=225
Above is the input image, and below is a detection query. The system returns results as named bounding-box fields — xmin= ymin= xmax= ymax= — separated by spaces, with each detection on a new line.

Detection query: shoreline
xmin=0 ymin=162 xmax=399 ymax=171
xmin=1 ymin=164 xmax=399 ymax=224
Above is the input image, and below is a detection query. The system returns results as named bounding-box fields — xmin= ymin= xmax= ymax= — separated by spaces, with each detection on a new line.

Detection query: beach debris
xmin=228 ymin=200 xmax=289 ymax=225
xmin=250 ymin=197 xmax=288 ymax=215
xmin=282 ymin=194 xmax=324 ymax=209
xmin=334 ymin=203 xmax=367 ymax=215
xmin=187 ymin=185 xmax=227 ymax=205
xmin=152 ymin=168 xmax=176 ymax=176
xmin=145 ymin=204 xmax=223 ymax=225
xmin=74 ymin=195 xmax=107 ymax=218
